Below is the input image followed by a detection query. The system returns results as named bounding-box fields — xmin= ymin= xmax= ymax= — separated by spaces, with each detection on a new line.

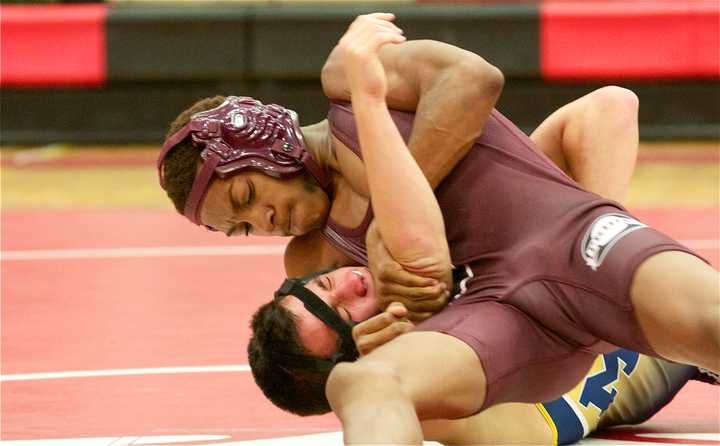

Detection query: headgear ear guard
xmin=157 ymin=96 xmax=333 ymax=228
xmin=273 ymin=274 xmax=359 ymax=373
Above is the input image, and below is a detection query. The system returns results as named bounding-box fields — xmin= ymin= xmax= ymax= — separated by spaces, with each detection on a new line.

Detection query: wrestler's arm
xmin=322 ymin=13 xmax=504 ymax=188
xmin=368 ymin=86 xmax=641 ymax=315
xmin=343 ymin=15 xmax=452 ymax=287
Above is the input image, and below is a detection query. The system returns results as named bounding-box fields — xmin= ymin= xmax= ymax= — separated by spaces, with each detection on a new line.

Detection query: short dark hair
xmin=161 ymin=95 xmax=226 ymax=213
xmin=248 ymin=301 xmax=333 ymax=415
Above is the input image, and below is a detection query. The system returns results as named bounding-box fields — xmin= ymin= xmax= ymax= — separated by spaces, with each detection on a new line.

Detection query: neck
xmin=301 ymin=119 xmax=345 ymax=198
xmin=301 ymin=120 xmax=338 ymax=172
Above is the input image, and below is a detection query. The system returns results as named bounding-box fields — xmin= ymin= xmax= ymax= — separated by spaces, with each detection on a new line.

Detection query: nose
xmin=333 ymin=270 xmax=367 ymax=302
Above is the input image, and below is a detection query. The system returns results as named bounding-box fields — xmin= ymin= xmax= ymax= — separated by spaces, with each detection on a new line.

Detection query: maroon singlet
xmin=323 ymin=101 xmax=703 ymax=409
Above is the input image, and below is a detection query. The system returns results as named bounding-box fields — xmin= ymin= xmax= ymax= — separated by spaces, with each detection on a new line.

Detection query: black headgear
xmin=273 ymin=273 xmax=359 ymax=373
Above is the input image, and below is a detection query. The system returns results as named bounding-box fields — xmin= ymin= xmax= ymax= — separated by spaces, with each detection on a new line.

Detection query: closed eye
xmin=314 ymin=276 xmax=329 ymax=291
xmin=311 ymin=276 xmax=349 ymax=320
xmin=241 ymin=179 xmax=255 ymax=209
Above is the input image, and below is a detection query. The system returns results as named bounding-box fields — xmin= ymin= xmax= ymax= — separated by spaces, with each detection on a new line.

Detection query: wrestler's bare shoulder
xmin=332 ymin=134 xmax=369 ymax=198
xmin=284 ymin=230 xmax=356 ymax=277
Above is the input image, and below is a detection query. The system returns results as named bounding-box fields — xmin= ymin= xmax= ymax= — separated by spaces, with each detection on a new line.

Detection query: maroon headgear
xmin=157 ymin=96 xmax=332 ymax=227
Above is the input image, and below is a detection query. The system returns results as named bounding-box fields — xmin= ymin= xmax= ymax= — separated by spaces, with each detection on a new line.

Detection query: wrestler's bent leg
xmin=326 ymin=331 xmax=486 ymax=444
xmin=631 ymin=250 xmax=720 ymax=372
xmin=327 ymin=301 xmax=596 ymax=444
xmin=530 ymin=86 xmax=639 ymax=203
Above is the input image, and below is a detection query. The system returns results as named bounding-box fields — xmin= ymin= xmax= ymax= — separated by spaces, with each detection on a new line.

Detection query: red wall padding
xmin=0 ymin=4 xmax=107 ymax=87
xmin=541 ymin=1 xmax=720 ymax=80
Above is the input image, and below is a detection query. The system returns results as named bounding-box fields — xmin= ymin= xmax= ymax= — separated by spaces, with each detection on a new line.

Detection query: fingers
xmin=386 ymin=301 xmax=409 ymax=318
xmin=343 ymin=13 xmax=406 ymax=49
xmin=379 ymin=281 xmax=447 ymax=301
xmin=379 ymin=292 xmax=450 ymax=314
xmin=358 ymin=13 xmax=403 ymax=33
xmin=352 ymin=309 xmax=415 ymax=356
xmin=367 ymin=12 xmax=396 ymax=20
xmin=352 ymin=13 xmax=402 ymax=33
xmin=377 ymin=266 xmax=440 ymax=289
xmin=406 ymin=311 xmax=434 ymax=323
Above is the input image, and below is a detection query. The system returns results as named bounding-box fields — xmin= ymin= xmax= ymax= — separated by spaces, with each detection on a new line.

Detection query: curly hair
xmin=248 ymin=301 xmax=334 ymax=416
xmin=160 ymin=96 xmax=226 ymax=214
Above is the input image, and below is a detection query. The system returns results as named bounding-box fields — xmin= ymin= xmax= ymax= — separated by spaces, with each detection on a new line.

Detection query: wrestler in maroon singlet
xmin=322 ymin=101 xmax=704 ymax=409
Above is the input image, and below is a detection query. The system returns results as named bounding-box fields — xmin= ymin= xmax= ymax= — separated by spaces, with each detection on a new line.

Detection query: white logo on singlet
xmin=581 ymin=213 xmax=647 ymax=271
xmin=451 ymin=264 xmax=473 ymax=300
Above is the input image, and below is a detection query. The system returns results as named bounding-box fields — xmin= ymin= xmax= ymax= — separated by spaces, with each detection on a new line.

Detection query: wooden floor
xmin=1 ymin=142 xmax=718 ymax=210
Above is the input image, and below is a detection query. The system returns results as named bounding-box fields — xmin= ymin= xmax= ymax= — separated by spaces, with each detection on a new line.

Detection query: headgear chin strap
xmin=274 ymin=276 xmax=359 ymax=373
xmin=157 ymin=96 xmax=333 ymax=227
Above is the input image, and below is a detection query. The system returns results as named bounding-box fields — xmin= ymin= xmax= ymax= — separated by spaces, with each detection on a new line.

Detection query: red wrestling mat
xmin=2 ymin=208 xmax=718 ymax=444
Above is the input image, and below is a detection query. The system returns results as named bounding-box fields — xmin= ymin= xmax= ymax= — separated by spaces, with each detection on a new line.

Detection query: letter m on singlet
xmin=579 ymin=349 xmax=640 ymax=412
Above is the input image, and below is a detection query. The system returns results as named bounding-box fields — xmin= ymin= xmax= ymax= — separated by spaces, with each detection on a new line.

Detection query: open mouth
xmin=350 ymin=270 xmax=368 ymax=296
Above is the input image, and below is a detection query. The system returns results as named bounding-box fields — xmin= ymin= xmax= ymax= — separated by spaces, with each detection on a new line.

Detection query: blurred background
xmin=2 ymin=0 xmax=719 ymax=144
xmin=1 ymin=0 xmax=718 ymax=209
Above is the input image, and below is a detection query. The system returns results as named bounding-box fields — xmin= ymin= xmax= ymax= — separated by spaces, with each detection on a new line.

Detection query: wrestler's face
xmin=201 ymin=170 xmax=330 ymax=237
xmin=281 ymin=267 xmax=379 ymax=357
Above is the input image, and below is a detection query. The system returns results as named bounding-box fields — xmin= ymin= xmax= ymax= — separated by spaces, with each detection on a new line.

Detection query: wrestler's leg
xmin=421 ymin=403 xmax=553 ymax=445
xmin=631 ymin=250 xmax=720 ymax=372
xmin=597 ymin=356 xmax=698 ymax=431
xmin=326 ymin=331 xmax=486 ymax=444
xmin=530 ymin=86 xmax=639 ymax=203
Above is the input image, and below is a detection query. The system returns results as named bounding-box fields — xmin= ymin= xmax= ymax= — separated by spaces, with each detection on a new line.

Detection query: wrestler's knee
xmin=682 ymin=291 xmax=720 ymax=370
xmin=697 ymin=290 xmax=720 ymax=355
xmin=326 ymin=357 xmax=482 ymax=420
xmin=326 ymin=360 xmax=403 ymax=412
xmin=586 ymin=86 xmax=639 ymax=120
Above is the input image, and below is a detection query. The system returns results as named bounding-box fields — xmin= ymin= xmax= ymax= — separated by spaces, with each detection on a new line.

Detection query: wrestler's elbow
xmin=393 ymin=237 xmax=453 ymax=281
xmin=325 ymin=362 xmax=353 ymax=410
xmin=463 ymin=56 xmax=505 ymax=100
xmin=321 ymin=49 xmax=347 ymax=99
xmin=326 ymin=361 xmax=402 ymax=413
xmin=440 ymin=55 xmax=504 ymax=113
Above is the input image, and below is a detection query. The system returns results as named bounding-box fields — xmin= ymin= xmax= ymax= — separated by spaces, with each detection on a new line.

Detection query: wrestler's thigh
xmin=354 ymin=330 xmax=486 ymax=420
xmin=631 ymin=250 xmax=720 ymax=369
xmin=421 ymin=403 xmax=553 ymax=445
xmin=529 ymin=100 xmax=572 ymax=172
xmin=414 ymin=301 xmax=596 ymax=407
xmin=529 ymin=86 xmax=638 ymax=203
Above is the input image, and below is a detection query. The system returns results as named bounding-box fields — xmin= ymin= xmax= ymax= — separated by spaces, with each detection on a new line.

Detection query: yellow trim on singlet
xmin=535 ymin=403 xmax=559 ymax=446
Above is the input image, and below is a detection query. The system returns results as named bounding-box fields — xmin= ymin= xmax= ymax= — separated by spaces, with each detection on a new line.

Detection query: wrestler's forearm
xmin=353 ymin=94 xmax=451 ymax=278
xmin=406 ymin=59 xmax=503 ymax=189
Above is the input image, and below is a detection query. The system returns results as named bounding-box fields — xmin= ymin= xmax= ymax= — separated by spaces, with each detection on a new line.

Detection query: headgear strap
xmin=274 ymin=276 xmax=359 ymax=372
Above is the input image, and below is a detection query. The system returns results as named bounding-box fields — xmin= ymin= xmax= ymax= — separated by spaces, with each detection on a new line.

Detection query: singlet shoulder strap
xmin=328 ymin=100 xmax=363 ymax=159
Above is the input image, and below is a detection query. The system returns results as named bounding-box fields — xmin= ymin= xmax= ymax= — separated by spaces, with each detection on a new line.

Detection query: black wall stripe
xmin=106 ymin=4 xmax=540 ymax=82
